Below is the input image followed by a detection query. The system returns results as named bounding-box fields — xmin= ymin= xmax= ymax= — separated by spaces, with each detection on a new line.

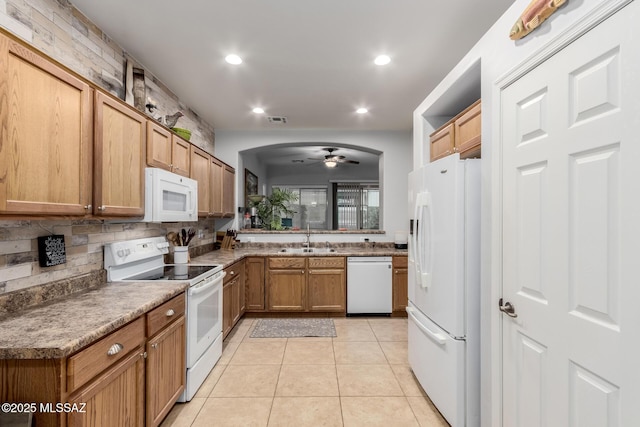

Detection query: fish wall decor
xmin=510 ymin=0 xmax=567 ymax=40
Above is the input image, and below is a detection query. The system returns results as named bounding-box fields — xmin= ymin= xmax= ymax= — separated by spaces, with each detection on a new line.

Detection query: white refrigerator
xmin=407 ymin=153 xmax=480 ymax=427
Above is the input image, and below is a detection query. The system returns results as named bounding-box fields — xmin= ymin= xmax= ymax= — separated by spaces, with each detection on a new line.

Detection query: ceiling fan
xmin=308 ymin=148 xmax=360 ymax=168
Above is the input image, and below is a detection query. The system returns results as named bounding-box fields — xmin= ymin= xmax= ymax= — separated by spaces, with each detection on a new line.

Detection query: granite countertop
xmin=0 ymin=246 xmax=406 ymax=360
xmin=192 ymin=246 xmax=408 ymax=269
xmin=0 ymin=281 xmax=188 ymax=359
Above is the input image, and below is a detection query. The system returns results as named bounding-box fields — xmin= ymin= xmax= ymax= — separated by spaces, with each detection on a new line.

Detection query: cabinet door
xmin=67 ymin=346 xmax=145 ymax=427
xmin=210 ymin=157 xmax=224 ymax=216
xmin=430 ymin=123 xmax=455 ymax=162
xmin=146 ymin=317 xmax=186 ymax=427
xmin=454 ymin=100 xmax=481 ymax=158
xmin=231 ymin=275 xmax=241 ymax=324
xmin=222 ymin=165 xmax=235 ymax=217
xmin=308 ymin=268 xmax=346 ymax=312
xmin=245 ymin=257 xmax=265 ymax=311
xmin=223 ymin=282 xmax=233 ymax=338
xmin=392 ymin=268 xmax=408 ymax=313
xmin=171 ymin=137 xmax=191 ymax=177
xmin=146 ymin=121 xmax=172 ymax=171
xmin=190 ymin=146 xmax=211 ymax=217
xmin=267 ymin=269 xmax=306 ymax=311
xmin=94 ymin=91 xmax=146 ymax=217
xmin=0 ymin=34 xmax=92 ymax=215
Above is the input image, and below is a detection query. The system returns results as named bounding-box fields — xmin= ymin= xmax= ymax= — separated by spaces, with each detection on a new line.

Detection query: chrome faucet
xmin=303 ymin=224 xmax=311 ymax=248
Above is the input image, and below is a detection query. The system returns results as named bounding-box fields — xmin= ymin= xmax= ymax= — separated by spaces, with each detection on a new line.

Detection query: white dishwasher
xmin=347 ymin=256 xmax=393 ymax=314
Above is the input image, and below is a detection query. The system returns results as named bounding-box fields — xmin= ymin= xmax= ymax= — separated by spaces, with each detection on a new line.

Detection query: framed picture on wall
xmin=245 ymin=168 xmax=258 ymax=207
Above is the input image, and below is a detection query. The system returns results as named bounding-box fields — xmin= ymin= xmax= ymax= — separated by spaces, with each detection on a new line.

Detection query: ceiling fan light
xmin=325 ymin=160 xmax=338 ymax=168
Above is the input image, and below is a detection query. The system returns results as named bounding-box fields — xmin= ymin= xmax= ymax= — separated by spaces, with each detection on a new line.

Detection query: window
xmin=333 ymin=183 xmax=379 ymax=230
xmin=273 ymin=186 xmax=328 ymax=230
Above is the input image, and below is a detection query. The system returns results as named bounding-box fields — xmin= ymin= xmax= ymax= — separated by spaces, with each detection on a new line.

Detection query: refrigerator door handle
xmin=406 ymin=307 xmax=446 ymax=345
xmin=414 ymin=191 xmax=433 ymax=289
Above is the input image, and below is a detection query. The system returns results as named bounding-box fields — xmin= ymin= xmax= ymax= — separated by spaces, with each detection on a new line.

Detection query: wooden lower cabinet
xmin=67 ymin=347 xmax=146 ymax=427
xmin=223 ymin=260 xmax=245 ymax=338
xmin=392 ymin=256 xmax=408 ymax=315
xmin=266 ymin=257 xmax=346 ymax=313
xmin=245 ymin=257 xmax=266 ymax=311
xmin=307 ymin=257 xmax=346 ymax=312
xmin=0 ymin=294 xmax=187 ymax=427
xmin=146 ymin=316 xmax=185 ymax=427
xmin=268 ymin=268 xmax=306 ymax=311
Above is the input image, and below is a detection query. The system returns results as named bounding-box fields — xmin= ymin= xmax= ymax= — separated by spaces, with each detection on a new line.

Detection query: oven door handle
xmin=189 ymin=272 xmax=226 ymax=296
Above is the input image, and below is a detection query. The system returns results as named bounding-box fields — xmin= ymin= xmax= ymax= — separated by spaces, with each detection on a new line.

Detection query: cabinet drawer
xmin=269 ymin=257 xmax=306 ymax=269
xmin=67 ymin=317 xmax=145 ymax=392
xmin=393 ymin=256 xmax=408 ymax=268
xmin=308 ymin=257 xmax=345 ymax=269
xmin=147 ymin=293 xmax=186 ymax=337
xmin=224 ymin=261 xmax=244 ymax=284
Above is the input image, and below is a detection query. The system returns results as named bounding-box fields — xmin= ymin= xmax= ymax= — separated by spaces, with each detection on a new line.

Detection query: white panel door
xmin=501 ymin=4 xmax=640 ymax=426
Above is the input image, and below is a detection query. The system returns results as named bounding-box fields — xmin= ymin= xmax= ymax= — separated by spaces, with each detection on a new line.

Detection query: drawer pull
xmin=166 ymin=309 xmax=175 ymax=317
xmin=107 ymin=343 xmax=124 ymax=356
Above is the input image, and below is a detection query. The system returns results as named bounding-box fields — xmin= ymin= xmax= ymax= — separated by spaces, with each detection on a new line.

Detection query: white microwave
xmin=143 ymin=168 xmax=198 ymax=222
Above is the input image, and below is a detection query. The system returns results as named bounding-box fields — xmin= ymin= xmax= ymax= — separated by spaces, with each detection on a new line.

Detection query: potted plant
xmin=256 ymin=188 xmax=298 ymax=230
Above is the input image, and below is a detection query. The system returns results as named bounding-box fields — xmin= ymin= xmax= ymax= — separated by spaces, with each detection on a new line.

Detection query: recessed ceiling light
xmin=356 ymin=108 xmax=368 ymax=114
xmin=374 ymin=55 xmax=391 ymax=65
xmin=225 ymin=54 xmax=242 ymax=65
xmin=252 ymin=107 xmax=265 ymax=114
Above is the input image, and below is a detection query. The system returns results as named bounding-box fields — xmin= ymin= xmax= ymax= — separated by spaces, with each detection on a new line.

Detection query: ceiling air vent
xmin=267 ymin=116 xmax=287 ymax=124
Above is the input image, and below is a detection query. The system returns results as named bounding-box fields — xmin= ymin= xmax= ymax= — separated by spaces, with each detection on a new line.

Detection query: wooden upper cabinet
xmin=93 ymin=91 xmax=146 ymax=217
xmin=146 ymin=121 xmax=172 ymax=172
xmin=430 ymin=123 xmax=455 ymax=162
xmin=210 ymin=157 xmax=224 ymax=216
xmin=222 ymin=165 xmax=235 ymax=217
xmin=190 ymin=146 xmax=211 ymax=217
xmin=146 ymin=122 xmax=190 ymax=177
xmin=0 ymin=32 xmax=93 ymax=216
xmin=454 ymin=100 xmax=481 ymax=158
xmin=430 ymin=99 xmax=481 ymax=162
xmin=171 ymin=138 xmax=191 ymax=177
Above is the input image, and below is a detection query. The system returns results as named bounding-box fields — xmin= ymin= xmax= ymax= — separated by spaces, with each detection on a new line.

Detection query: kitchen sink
xmin=278 ymin=247 xmax=337 ymax=254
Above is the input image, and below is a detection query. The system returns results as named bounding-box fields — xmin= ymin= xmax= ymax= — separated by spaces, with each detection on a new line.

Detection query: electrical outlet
xmin=247 ymin=237 xmax=255 ymax=243
xmin=197 ymin=229 xmax=205 ymax=239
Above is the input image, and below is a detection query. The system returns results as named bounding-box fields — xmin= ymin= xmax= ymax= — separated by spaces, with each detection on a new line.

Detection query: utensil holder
xmin=174 ymin=246 xmax=189 ymax=264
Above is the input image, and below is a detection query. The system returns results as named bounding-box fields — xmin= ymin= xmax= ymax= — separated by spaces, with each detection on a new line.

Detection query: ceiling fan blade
xmin=338 ymin=159 xmax=360 ymax=164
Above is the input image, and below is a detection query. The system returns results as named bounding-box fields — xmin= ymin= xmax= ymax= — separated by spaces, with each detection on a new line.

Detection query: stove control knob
xmin=117 ymin=249 xmax=125 ymax=258
xmin=125 ymin=249 xmax=131 ymax=256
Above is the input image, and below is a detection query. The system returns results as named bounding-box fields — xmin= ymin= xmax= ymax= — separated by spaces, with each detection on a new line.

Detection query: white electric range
xmin=104 ymin=236 xmax=225 ymax=402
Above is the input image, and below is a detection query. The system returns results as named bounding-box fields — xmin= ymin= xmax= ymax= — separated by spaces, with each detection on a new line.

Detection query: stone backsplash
xmin=0 ymin=0 xmax=215 ymax=153
xmin=0 ymin=219 xmax=219 ymax=295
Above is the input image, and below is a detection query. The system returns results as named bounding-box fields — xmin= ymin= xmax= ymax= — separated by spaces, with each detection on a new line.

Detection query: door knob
xmin=499 ymin=298 xmax=518 ymax=318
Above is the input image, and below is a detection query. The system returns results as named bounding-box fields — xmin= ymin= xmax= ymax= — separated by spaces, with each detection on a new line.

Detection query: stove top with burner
xmin=104 ymin=236 xmax=223 ymax=284
xmin=125 ymin=265 xmax=221 ymax=281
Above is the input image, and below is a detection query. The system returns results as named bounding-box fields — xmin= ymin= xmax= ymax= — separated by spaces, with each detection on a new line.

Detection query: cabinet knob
xmin=301 ymin=270 xmax=305 ymax=274
xmin=107 ymin=343 xmax=124 ymax=356
xmin=98 ymin=206 xmax=106 ymax=211
xmin=151 ymin=343 xmax=159 ymax=349
xmin=140 ymin=351 xmax=147 ymax=359
xmin=84 ymin=204 xmax=92 ymax=210
xmin=230 ymin=271 xmax=235 ymax=275
xmin=165 ymin=309 xmax=175 ymax=317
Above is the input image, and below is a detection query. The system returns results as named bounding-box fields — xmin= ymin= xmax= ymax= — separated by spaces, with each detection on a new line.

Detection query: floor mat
xmin=250 ymin=318 xmax=337 ymax=338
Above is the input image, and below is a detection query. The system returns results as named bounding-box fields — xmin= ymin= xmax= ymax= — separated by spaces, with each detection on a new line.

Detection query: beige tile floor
xmin=161 ymin=317 xmax=450 ymax=427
